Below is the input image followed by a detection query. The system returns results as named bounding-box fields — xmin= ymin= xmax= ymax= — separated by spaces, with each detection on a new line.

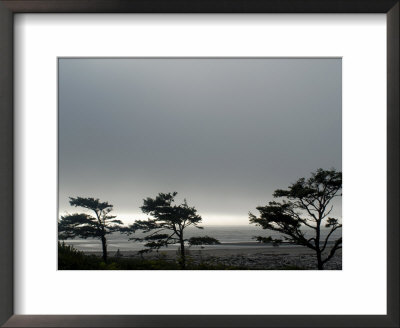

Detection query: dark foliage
xmin=58 ymin=197 xmax=124 ymax=262
xmin=188 ymin=236 xmax=221 ymax=246
xmin=249 ymin=168 xmax=342 ymax=270
xmin=58 ymin=242 xmax=104 ymax=270
xmin=254 ymin=236 xmax=282 ymax=246
xmin=58 ymin=242 xmax=250 ymax=270
xmin=123 ymin=192 xmax=220 ymax=268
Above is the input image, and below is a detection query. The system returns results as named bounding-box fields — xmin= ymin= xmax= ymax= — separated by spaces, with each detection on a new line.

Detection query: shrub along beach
xmin=59 ymin=240 xmax=342 ymax=270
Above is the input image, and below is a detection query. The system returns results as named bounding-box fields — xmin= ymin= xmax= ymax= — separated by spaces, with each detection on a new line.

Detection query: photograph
xmin=57 ymin=57 xmax=342 ymax=271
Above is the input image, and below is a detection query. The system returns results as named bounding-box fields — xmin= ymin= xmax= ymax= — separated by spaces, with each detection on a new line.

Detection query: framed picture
xmin=0 ymin=0 xmax=398 ymax=327
xmin=56 ymin=56 xmax=343 ymax=272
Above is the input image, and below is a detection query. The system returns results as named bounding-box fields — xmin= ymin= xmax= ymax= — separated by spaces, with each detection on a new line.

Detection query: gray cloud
xmin=58 ymin=58 xmax=341 ymax=224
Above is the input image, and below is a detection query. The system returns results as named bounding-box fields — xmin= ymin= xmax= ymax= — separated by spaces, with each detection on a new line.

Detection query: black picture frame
xmin=0 ymin=1 xmax=398 ymax=327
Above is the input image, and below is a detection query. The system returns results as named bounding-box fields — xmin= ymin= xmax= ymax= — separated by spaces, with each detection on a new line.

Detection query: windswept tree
xmin=249 ymin=168 xmax=342 ymax=270
xmin=124 ymin=192 xmax=219 ymax=268
xmin=58 ymin=197 xmax=124 ymax=262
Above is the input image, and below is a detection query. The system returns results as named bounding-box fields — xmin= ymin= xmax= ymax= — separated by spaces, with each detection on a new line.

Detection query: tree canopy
xmin=58 ymin=197 xmax=124 ymax=262
xmin=249 ymin=168 xmax=342 ymax=269
xmin=123 ymin=192 xmax=219 ymax=268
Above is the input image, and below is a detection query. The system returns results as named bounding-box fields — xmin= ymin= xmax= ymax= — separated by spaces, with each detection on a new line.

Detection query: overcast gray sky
xmin=58 ymin=58 xmax=341 ymax=225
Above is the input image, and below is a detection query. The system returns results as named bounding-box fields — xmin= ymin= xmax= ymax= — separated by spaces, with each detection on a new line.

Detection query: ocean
xmin=61 ymin=225 xmax=342 ymax=253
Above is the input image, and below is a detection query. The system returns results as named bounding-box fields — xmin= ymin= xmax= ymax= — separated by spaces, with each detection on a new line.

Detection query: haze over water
xmin=62 ymin=225 xmax=342 ymax=253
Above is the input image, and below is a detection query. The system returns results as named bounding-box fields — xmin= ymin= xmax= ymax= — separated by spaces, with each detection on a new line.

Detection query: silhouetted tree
xmin=249 ymin=168 xmax=342 ymax=270
xmin=124 ymin=192 xmax=219 ymax=269
xmin=58 ymin=197 xmax=124 ymax=262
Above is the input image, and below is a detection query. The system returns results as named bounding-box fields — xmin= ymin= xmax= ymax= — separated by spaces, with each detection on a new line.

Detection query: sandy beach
xmin=82 ymin=243 xmax=342 ymax=270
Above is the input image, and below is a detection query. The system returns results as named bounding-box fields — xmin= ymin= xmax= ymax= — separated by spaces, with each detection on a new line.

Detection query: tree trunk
xmin=317 ymin=251 xmax=324 ymax=270
xmin=315 ymin=218 xmax=324 ymax=270
xmin=179 ymin=238 xmax=186 ymax=269
xmin=101 ymin=235 xmax=107 ymax=263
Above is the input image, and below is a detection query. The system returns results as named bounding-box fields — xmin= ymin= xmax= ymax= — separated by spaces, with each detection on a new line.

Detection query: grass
xmin=58 ymin=242 xmax=252 ymax=270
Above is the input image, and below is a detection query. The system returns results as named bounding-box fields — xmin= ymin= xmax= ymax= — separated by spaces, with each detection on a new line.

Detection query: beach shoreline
xmin=79 ymin=243 xmax=342 ymax=270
